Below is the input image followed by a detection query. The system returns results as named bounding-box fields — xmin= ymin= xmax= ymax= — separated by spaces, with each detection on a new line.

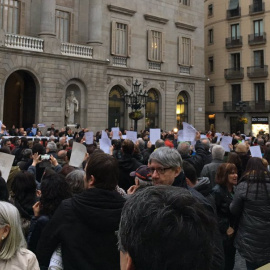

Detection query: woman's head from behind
xmin=0 ymin=202 xmax=26 ymax=260
xmin=40 ymin=174 xmax=72 ymax=217
xmin=215 ymin=163 xmax=238 ymax=187
xmin=245 ymin=157 xmax=267 ymax=173
xmin=66 ymin=170 xmax=85 ymax=195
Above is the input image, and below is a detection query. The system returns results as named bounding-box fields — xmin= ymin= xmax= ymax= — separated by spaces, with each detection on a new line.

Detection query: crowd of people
xmin=0 ymin=122 xmax=269 ymax=270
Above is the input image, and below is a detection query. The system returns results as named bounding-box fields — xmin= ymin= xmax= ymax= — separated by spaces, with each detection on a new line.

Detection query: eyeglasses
xmin=148 ymin=167 xmax=172 ymax=175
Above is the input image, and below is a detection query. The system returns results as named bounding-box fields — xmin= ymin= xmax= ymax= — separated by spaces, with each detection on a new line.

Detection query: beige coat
xmin=0 ymin=248 xmax=40 ymax=270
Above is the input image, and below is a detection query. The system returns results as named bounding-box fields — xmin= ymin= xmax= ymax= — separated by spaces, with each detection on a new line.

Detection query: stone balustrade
xmin=5 ymin=34 xmax=44 ymax=52
xmin=61 ymin=43 xmax=93 ymax=59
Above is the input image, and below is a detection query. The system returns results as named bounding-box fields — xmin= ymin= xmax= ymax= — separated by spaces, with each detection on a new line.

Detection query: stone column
xmin=87 ymin=0 xmax=103 ymax=45
xmin=39 ymin=0 xmax=56 ymax=37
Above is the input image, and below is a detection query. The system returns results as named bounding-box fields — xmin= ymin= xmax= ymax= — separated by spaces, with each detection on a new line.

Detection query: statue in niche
xmin=65 ymin=91 xmax=79 ymax=124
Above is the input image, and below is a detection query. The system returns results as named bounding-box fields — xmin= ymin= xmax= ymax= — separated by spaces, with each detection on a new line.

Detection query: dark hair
xmin=58 ymin=164 xmax=75 ymax=177
xmin=182 ymin=161 xmax=197 ymax=185
xmin=0 ymin=147 xmax=11 ymax=154
xmin=0 ymin=177 xmax=9 ymax=202
xmin=227 ymin=152 xmax=243 ymax=179
xmin=215 ymin=163 xmax=237 ymax=186
xmin=40 ymin=174 xmax=72 ymax=217
xmin=118 ymin=185 xmax=215 ymax=270
xmin=32 ymin=143 xmax=45 ymax=155
xmin=85 ymin=152 xmax=118 ymax=190
xmin=240 ymin=157 xmax=270 ymax=199
xmin=121 ymin=139 xmax=134 ymax=155
xmin=86 ymin=143 xmax=98 ymax=155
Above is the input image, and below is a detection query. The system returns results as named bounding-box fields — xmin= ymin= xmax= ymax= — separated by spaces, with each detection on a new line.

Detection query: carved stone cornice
xmin=144 ymin=14 xmax=169 ymax=24
xmin=108 ymin=5 xmax=136 ymax=16
xmin=175 ymin=22 xmax=196 ymax=31
xmin=175 ymin=82 xmax=195 ymax=92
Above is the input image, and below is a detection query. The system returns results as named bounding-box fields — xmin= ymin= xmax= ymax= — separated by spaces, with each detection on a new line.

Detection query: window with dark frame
xmin=208 ymin=4 xmax=213 ymax=16
xmin=208 ymin=29 xmax=213 ymax=44
xmin=209 ymin=86 xmax=215 ymax=104
xmin=208 ymin=56 xmax=214 ymax=73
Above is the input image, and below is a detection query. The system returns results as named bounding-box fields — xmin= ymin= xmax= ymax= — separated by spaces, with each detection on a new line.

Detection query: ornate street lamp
xmin=125 ymin=79 xmax=148 ymax=131
xmin=235 ymin=100 xmax=247 ymax=114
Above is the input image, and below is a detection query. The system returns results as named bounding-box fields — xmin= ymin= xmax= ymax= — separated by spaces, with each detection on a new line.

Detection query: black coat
xmin=230 ymin=178 xmax=270 ymax=265
xmin=36 ymin=188 xmax=126 ymax=270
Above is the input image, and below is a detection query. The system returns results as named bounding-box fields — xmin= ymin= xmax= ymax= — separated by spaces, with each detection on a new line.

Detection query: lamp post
xmin=235 ymin=100 xmax=246 ymax=115
xmin=124 ymin=80 xmax=148 ymax=131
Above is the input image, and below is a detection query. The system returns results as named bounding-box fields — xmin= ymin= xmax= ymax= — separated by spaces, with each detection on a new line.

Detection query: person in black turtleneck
xmin=36 ymin=152 xmax=126 ymax=270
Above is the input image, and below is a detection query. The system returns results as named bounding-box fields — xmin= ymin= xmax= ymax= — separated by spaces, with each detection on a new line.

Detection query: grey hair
xmin=155 ymin=139 xmax=165 ymax=149
xmin=46 ymin=141 xmax=57 ymax=151
xmin=201 ymin=138 xmax=210 ymax=151
xmin=212 ymin=145 xmax=225 ymax=161
xmin=177 ymin=142 xmax=191 ymax=156
xmin=66 ymin=170 xmax=85 ymax=194
xmin=136 ymin=138 xmax=145 ymax=152
xmin=0 ymin=202 xmax=26 ymax=260
xmin=149 ymin=147 xmax=182 ymax=168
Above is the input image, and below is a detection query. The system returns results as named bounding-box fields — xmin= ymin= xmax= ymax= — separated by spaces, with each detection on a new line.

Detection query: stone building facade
xmin=205 ymin=0 xmax=270 ymax=135
xmin=0 ymin=0 xmax=205 ymax=132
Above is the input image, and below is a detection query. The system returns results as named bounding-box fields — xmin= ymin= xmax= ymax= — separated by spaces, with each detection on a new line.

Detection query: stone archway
xmin=3 ymin=70 xmax=37 ymax=129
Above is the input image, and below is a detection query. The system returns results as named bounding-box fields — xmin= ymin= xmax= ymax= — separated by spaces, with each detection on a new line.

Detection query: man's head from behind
xmin=118 ymin=185 xmax=215 ymax=270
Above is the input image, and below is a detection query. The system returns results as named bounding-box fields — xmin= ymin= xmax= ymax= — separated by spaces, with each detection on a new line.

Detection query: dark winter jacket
xmin=118 ymin=154 xmax=142 ymax=191
xmin=36 ymin=188 xmax=126 ymax=270
xmin=230 ymin=178 xmax=270 ymax=265
xmin=201 ymin=159 xmax=224 ymax=187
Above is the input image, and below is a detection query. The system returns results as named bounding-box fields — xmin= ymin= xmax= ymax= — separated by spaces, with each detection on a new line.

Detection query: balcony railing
xmin=227 ymin=7 xmax=241 ymax=19
xmin=149 ymin=62 xmax=161 ymax=71
xmin=247 ymin=65 xmax=268 ymax=78
xmin=223 ymin=100 xmax=270 ymax=112
xmin=112 ymin=56 xmax=127 ymax=67
xmin=226 ymin=36 xmax=242 ymax=49
xmin=248 ymin=33 xmax=266 ymax=45
xmin=224 ymin=68 xmax=244 ymax=80
xmin=5 ymin=34 xmax=43 ymax=52
xmin=249 ymin=2 xmax=265 ymax=15
xmin=61 ymin=43 xmax=93 ymax=59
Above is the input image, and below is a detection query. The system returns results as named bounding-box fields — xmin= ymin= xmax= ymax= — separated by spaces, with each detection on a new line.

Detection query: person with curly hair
xmin=27 ymin=174 xmax=72 ymax=254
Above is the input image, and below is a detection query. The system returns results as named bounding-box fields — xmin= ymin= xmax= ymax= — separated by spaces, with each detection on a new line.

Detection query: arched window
xmin=176 ymin=92 xmax=188 ymax=129
xmin=108 ymin=86 xmax=126 ymax=129
xmin=145 ymin=89 xmax=159 ymax=129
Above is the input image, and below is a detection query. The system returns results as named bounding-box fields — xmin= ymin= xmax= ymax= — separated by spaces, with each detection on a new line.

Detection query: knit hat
xmin=130 ymin=165 xmax=152 ymax=181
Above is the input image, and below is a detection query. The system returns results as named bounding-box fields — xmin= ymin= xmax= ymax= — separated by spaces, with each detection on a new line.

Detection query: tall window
xmin=254 ymin=50 xmax=264 ymax=67
xmin=56 ymin=10 xmax=70 ymax=42
xmin=208 ymin=56 xmax=214 ymax=73
xmin=231 ymin=53 xmax=240 ymax=70
xmin=108 ymin=87 xmax=126 ymax=129
xmin=231 ymin=84 xmax=241 ymax=108
xmin=208 ymin=29 xmax=213 ymax=44
xmin=148 ymin=30 xmax=163 ymax=62
xmin=111 ymin=22 xmax=130 ymax=56
xmin=231 ymin=24 xmax=240 ymax=40
xmin=209 ymin=86 xmax=215 ymax=104
xmin=145 ymin=89 xmax=159 ymax=129
xmin=254 ymin=19 xmax=263 ymax=37
xmin=0 ymin=0 xmax=20 ymax=34
xmin=179 ymin=37 xmax=193 ymax=66
xmin=254 ymin=83 xmax=265 ymax=104
xmin=176 ymin=92 xmax=188 ymax=129
xmin=208 ymin=4 xmax=213 ymax=16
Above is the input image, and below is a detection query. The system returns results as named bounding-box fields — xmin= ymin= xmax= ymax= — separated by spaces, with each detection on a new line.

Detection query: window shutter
xmin=190 ymin=39 xmax=194 ymax=66
xmin=147 ymin=30 xmax=152 ymax=61
xmin=178 ymin=36 xmax=182 ymax=65
xmin=127 ymin=24 xmax=131 ymax=57
xmin=19 ymin=1 xmax=25 ymax=35
xmin=70 ymin=13 xmax=74 ymax=43
xmin=161 ymin=32 xmax=165 ymax=62
xmin=111 ymin=21 xmax=116 ymax=55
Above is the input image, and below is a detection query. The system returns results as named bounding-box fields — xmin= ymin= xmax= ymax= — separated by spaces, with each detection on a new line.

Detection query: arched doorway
xmin=176 ymin=92 xmax=188 ymax=129
xmin=108 ymin=86 xmax=126 ymax=130
xmin=3 ymin=71 xmax=36 ymax=129
xmin=145 ymin=89 xmax=159 ymax=129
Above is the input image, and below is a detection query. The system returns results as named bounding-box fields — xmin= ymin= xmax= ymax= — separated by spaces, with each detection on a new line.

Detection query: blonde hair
xmin=0 ymin=202 xmax=26 ymax=260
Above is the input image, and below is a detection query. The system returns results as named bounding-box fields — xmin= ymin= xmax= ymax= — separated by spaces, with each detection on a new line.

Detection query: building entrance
xmin=3 ymin=71 xmax=36 ymax=129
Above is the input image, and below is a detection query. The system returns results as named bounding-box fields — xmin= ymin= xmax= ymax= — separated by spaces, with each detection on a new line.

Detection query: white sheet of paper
xmin=69 ymin=142 xmax=87 ymax=168
xmin=101 ymin=130 xmax=108 ymax=139
xmin=220 ymin=136 xmax=232 ymax=152
xmin=0 ymin=153 xmax=15 ymax=182
xmin=215 ymin=133 xmax=222 ymax=142
xmin=126 ymin=131 xmax=137 ymax=143
xmin=99 ymin=138 xmax=111 ymax=154
xmin=150 ymin=129 xmax=161 ymax=144
xmin=200 ymin=134 xmax=207 ymax=139
xmin=122 ymin=135 xmax=126 ymax=139
xmin=85 ymin=131 xmax=93 ymax=144
xmin=32 ymin=128 xmax=37 ymax=136
xmin=177 ymin=130 xmax=184 ymax=142
xmin=183 ymin=122 xmax=197 ymax=141
xmin=250 ymin=146 xmax=262 ymax=158
xmin=0 ymin=121 xmax=2 ymax=131
xmin=112 ymin=127 xmax=120 ymax=140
